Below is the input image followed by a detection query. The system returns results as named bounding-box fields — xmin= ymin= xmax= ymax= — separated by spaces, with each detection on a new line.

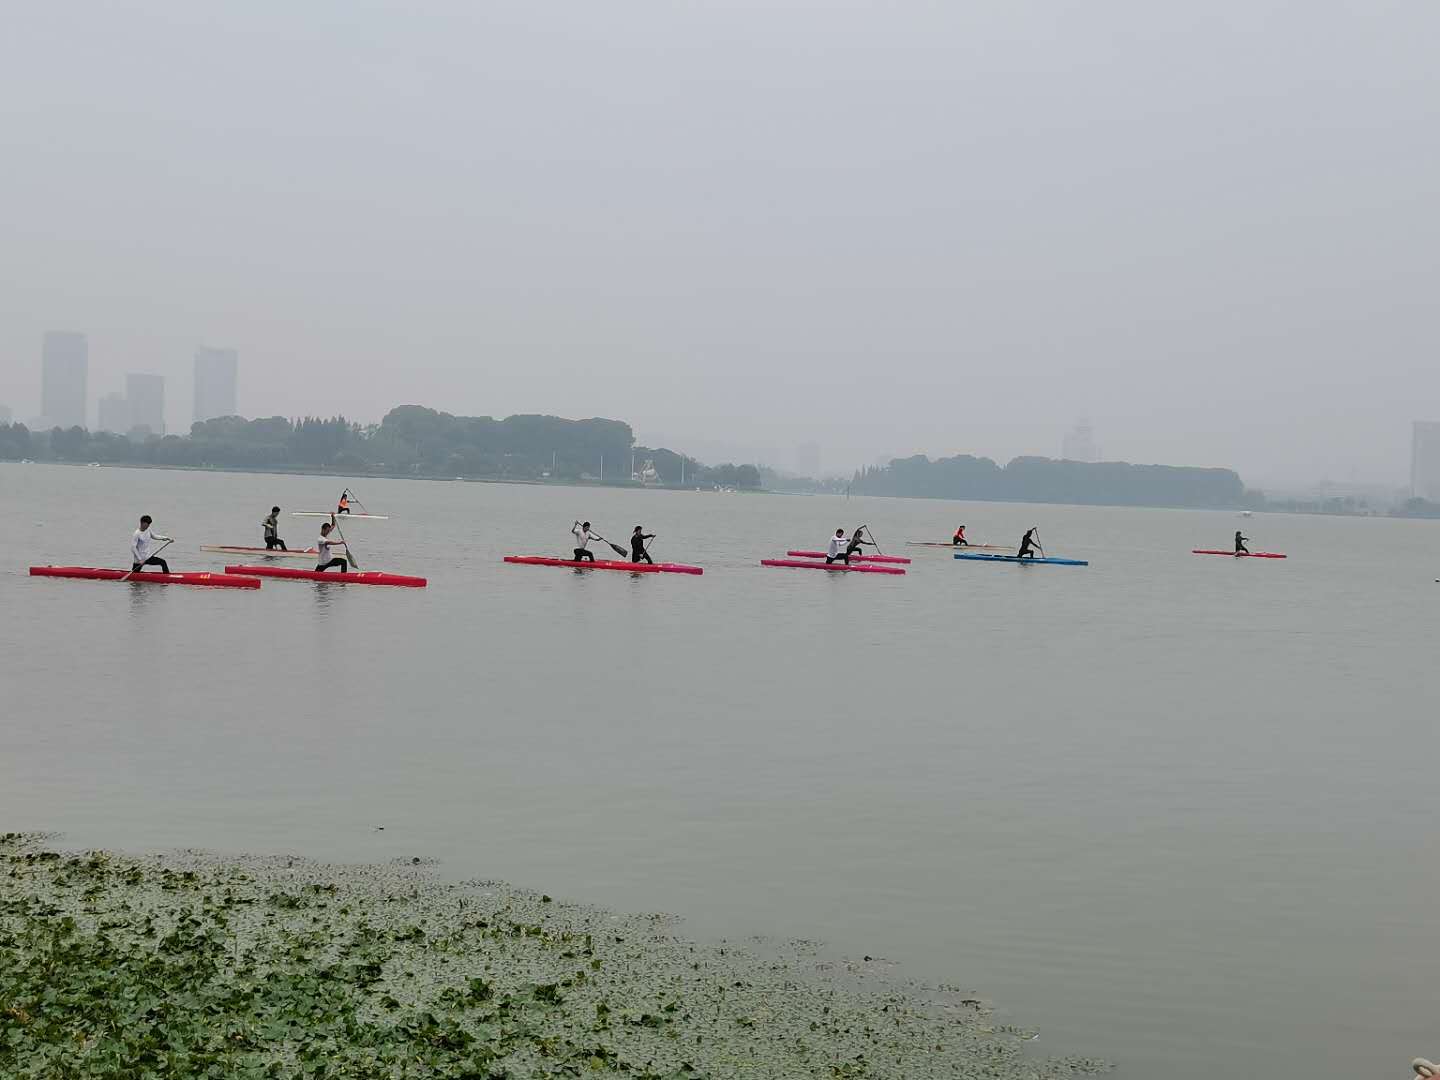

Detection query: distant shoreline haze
xmin=2 ymin=404 xmax=1436 ymax=517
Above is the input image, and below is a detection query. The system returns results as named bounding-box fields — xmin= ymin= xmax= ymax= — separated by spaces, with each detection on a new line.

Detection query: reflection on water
xmin=3 ymin=462 xmax=1439 ymax=1080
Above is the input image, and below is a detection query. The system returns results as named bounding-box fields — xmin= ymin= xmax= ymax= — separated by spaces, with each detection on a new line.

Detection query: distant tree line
xmin=0 ymin=407 xmax=764 ymax=489
xmin=850 ymin=454 xmax=1251 ymax=509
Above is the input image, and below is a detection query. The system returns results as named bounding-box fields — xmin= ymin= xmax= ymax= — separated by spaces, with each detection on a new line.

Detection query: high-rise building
xmin=193 ymin=346 xmax=238 ymax=424
xmin=97 ymin=392 xmax=131 ymax=435
xmin=1062 ymin=419 xmax=1099 ymax=463
xmin=125 ymin=374 xmax=165 ymax=436
xmin=795 ymin=442 xmax=821 ymax=478
xmin=1412 ymin=422 xmax=1440 ymax=501
xmin=41 ymin=331 xmax=88 ymax=429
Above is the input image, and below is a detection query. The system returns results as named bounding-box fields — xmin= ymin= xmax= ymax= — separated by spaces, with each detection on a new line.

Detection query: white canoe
xmin=201 ymin=545 xmax=320 ymax=560
xmin=290 ymin=512 xmax=390 ymax=520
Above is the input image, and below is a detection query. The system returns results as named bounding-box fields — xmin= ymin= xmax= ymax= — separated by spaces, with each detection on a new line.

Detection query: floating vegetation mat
xmin=0 ymin=834 xmax=1107 ymax=1078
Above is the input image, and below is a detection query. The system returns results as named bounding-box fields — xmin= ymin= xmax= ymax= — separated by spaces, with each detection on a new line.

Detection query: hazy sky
xmin=2 ymin=1 xmax=1436 ymax=485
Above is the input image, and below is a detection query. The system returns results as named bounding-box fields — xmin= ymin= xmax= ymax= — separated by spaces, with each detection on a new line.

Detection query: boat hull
xmin=953 ymin=553 xmax=1088 ymax=566
xmin=30 ymin=566 xmax=261 ymax=588
xmin=1192 ymin=550 xmax=1287 ymax=558
xmin=761 ymin=559 xmax=905 ymax=575
xmin=225 ymin=565 xmax=427 ymax=587
xmin=786 ymin=550 xmax=911 ymax=564
xmin=291 ymin=512 xmax=389 ymax=520
xmin=503 ymin=556 xmax=702 ymax=575
xmin=201 ymin=545 xmax=319 ymax=559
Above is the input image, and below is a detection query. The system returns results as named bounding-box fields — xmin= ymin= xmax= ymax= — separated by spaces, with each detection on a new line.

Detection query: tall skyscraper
xmin=193 ymin=346 xmax=238 ymax=424
xmin=1412 ymin=422 xmax=1440 ymax=501
xmin=1062 ymin=419 xmax=1099 ymax=463
xmin=125 ymin=374 xmax=165 ymax=436
xmin=41 ymin=331 xmax=88 ymax=429
xmin=796 ymin=442 xmax=821 ymax=478
xmin=97 ymin=392 xmax=131 ymax=435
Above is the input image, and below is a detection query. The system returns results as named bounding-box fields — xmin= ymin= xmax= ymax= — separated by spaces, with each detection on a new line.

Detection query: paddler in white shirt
xmin=825 ymin=528 xmax=849 ymax=565
xmin=315 ymin=519 xmax=349 ymax=573
xmin=130 ymin=515 xmax=172 ymax=574
xmin=571 ymin=520 xmax=599 ymax=563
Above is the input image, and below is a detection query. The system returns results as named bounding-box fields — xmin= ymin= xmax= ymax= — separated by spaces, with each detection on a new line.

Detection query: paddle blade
xmin=332 ymin=519 xmax=360 ymax=570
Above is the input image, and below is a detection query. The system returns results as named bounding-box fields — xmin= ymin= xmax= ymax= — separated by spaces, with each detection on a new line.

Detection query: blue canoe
xmin=954 ymin=552 xmax=1089 ymax=567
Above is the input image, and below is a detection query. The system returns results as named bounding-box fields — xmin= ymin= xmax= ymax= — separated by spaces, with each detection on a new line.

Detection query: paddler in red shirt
xmin=952 ymin=525 xmax=968 ymax=546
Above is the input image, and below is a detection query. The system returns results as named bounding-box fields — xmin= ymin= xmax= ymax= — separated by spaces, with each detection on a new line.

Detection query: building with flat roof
xmin=97 ymin=392 xmax=130 ymax=435
xmin=125 ymin=374 xmax=165 ymax=436
xmin=1412 ymin=421 xmax=1440 ymax=501
xmin=193 ymin=346 xmax=238 ymax=424
xmin=1061 ymin=419 xmax=1099 ymax=463
xmin=41 ymin=331 xmax=88 ymax=429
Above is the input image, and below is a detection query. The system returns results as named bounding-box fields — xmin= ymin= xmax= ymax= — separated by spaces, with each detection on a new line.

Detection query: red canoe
xmin=785 ymin=550 xmax=912 ymax=564
xmin=30 ymin=566 xmax=261 ymax=589
xmin=503 ymin=556 xmax=702 ymax=575
xmin=1192 ymin=550 xmax=1287 ymax=559
xmin=761 ymin=559 xmax=905 ymax=575
xmin=225 ymin=565 xmax=427 ymax=587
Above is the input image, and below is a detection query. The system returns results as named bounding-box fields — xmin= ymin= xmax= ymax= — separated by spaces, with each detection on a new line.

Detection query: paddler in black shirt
xmin=630 ymin=526 xmax=655 ymax=564
xmin=1235 ymin=531 xmax=1250 ymax=555
xmin=1016 ymin=528 xmax=1039 ymax=559
xmin=845 ymin=527 xmax=875 ymax=561
xmin=262 ymin=506 xmax=286 ymax=550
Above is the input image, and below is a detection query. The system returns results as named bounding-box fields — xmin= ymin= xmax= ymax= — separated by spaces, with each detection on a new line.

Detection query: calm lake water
xmin=3 ymin=461 xmax=1437 ymax=1078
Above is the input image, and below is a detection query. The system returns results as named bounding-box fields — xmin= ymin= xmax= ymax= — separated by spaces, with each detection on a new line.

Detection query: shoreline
xmin=0 ymin=833 xmax=1106 ymax=1079
xmin=4 ymin=459 xmax=1412 ymax=518
xmin=9 ymin=459 xmax=1433 ymax=519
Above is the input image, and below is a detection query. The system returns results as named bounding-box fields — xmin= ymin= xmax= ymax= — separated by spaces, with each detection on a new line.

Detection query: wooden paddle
xmin=330 ymin=514 xmax=359 ymax=571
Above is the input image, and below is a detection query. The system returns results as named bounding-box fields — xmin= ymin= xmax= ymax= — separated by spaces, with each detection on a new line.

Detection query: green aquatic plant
xmin=0 ymin=834 xmax=1107 ymax=1078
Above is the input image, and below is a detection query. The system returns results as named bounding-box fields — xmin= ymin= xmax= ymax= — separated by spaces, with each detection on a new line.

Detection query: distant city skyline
xmin=194 ymin=346 xmax=238 ymax=424
xmin=1411 ymin=422 xmax=1440 ymax=501
xmin=3 ymin=4 xmax=1439 ymax=488
xmin=39 ymin=331 xmax=87 ymax=430
xmin=125 ymin=373 xmax=165 ymax=436
xmin=1062 ymin=420 xmax=1100 ymax=464
xmin=3 ymin=328 xmax=1435 ymax=488
xmin=97 ymin=392 xmax=129 ymax=435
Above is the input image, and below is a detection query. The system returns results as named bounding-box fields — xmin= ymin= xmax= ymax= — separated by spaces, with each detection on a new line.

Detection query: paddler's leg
xmin=574 ymin=548 xmax=594 ymax=562
xmin=134 ymin=555 xmax=169 ymax=574
xmin=315 ymin=557 xmax=348 ymax=573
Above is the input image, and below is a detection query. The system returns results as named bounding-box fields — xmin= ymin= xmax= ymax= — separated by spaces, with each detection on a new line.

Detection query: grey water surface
xmin=3 ymin=461 xmax=1437 ymax=1079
